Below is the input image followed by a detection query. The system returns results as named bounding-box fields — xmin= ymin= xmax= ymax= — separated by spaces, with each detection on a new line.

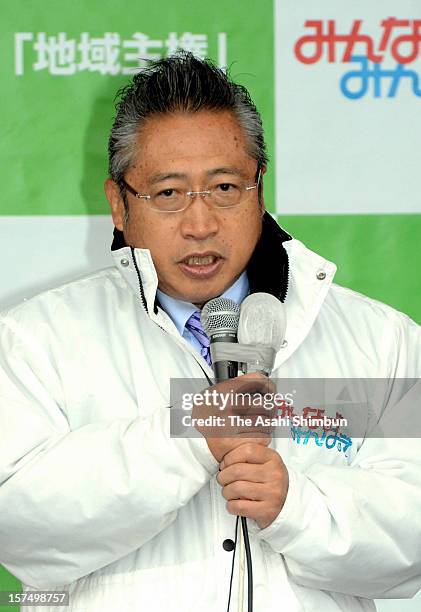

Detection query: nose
xmin=179 ymin=193 xmax=219 ymax=240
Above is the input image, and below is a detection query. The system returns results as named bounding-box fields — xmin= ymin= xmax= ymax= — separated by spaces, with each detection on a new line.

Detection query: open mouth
xmin=178 ymin=253 xmax=224 ymax=279
xmin=183 ymin=254 xmax=218 ymax=266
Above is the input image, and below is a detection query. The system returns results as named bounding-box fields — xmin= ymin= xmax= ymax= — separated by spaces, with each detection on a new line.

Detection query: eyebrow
xmin=206 ymin=167 xmax=247 ymax=179
xmin=148 ymin=166 xmax=247 ymax=185
xmin=149 ymin=172 xmax=188 ymax=185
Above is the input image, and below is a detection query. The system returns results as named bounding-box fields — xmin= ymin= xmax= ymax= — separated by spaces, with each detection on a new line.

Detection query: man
xmin=0 ymin=53 xmax=420 ymax=612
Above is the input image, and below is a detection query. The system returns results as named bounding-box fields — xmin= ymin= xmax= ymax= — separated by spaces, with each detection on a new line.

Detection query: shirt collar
xmin=111 ymin=213 xmax=292 ymax=315
xmin=156 ymin=271 xmax=250 ymax=336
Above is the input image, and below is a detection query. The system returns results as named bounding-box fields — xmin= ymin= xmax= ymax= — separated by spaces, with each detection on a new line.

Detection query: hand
xmin=191 ymin=373 xmax=277 ymax=463
xmin=217 ymin=443 xmax=289 ymax=529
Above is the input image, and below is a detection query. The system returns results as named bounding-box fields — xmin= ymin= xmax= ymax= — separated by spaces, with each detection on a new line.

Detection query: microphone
xmin=200 ymin=297 xmax=240 ymax=383
xmin=236 ymin=293 xmax=286 ymax=612
xmin=238 ymin=292 xmax=286 ymax=376
xmin=201 ymin=293 xmax=285 ymax=612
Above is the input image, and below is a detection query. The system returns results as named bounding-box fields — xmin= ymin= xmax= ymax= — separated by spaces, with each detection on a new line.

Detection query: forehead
xmin=130 ymin=110 xmax=255 ymax=179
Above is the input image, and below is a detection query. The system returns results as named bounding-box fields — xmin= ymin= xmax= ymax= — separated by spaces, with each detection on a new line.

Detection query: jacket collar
xmin=111 ymin=213 xmax=337 ymax=364
xmin=111 ymin=212 xmax=292 ymax=314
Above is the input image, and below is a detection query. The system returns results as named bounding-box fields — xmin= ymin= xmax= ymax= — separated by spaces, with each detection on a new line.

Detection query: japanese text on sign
xmin=294 ymin=18 xmax=421 ymax=99
xmin=15 ymin=31 xmax=227 ymax=76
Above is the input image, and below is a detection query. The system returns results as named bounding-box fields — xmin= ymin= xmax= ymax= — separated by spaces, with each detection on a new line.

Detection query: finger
xmin=217 ymin=463 xmax=264 ymax=486
xmin=231 ymin=433 xmax=271 ymax=442
xmin=221 ymin=481 xmax=266 ymax=502
xmin=229 ymin=400 xmax=277 ymax=418
xmin=225 ymin=374 xmax=276 ymax=397
xmin=221 ymin=442 xmax=275 ymax=469
xmin=204 ymin=423 xmax=271 ymax=438
xmin=226 ymin=498 xmax=265 ymax=518
xmin=239 ymin=373 xmax=277 ymax=395
xmin=235 ymin=423 xmax=274 ymax=437
xmin=217 ymin=456 xmax=284 ymax=486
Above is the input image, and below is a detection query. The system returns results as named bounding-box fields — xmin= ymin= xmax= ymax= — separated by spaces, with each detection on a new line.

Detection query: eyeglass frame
xmin=118 ymin=167 xmax=262 ymax=214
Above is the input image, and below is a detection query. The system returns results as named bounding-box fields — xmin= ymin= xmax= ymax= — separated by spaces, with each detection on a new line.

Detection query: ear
xmin=104 ymin=179 xmax=125 ymax=231
xmin=258 ymin=166 xmax=267 ymax=217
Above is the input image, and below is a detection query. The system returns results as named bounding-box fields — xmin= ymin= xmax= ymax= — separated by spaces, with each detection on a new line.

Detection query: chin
xmin=186 ymin=288 xmax=224 ymax=307
xmin=188 ymin=293 xmax=217 ymax=307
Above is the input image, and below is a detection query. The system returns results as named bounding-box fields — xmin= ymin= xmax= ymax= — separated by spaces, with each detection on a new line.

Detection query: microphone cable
xmin=226 ymin=516 xmax=253 ymax=612
xmin=241 ymin=517 xmax=253 ymax=612
xmin=226 ymin=516 xmax=239 ymax=612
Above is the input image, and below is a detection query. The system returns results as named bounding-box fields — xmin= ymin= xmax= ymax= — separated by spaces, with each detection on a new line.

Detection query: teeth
xmin=186 ymin=255 xmax=216 ymax=266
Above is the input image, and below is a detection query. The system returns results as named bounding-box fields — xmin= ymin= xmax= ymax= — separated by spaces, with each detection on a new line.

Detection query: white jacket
xmin=1 ymin=217 xmax=421 ymax=612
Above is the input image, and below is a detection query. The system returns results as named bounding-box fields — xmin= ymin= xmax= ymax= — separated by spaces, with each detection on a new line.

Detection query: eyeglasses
xmin=120 ymin=169 xmax=261 ymax=214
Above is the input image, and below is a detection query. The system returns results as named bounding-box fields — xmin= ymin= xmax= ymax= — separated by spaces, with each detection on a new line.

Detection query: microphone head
xmin=238 ymin=293 xmax=286 ymax=352
xmin=200 ymin=297 xmax=240 ymax=337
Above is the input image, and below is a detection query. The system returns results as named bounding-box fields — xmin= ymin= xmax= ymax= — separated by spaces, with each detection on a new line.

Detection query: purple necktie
xmin=185 ymin=311 xmax=212 ymax=366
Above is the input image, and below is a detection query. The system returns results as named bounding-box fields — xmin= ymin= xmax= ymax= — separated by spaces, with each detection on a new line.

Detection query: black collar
xmin=111 ymin=211 xmax=291 ymax=308
xmin=247 ymin=212 xmax=291 ymax=302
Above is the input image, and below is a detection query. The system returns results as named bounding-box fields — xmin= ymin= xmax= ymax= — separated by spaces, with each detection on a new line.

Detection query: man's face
xmin=105 ymin=110 xmax=264 ymax=306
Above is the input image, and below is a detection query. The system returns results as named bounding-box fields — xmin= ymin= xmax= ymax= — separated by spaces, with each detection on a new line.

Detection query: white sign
xmin=274 ymin=0 xmax=421 ymax=214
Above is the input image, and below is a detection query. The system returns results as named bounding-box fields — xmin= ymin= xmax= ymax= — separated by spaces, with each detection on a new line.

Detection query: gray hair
xmin=108 ymin=52 xmax=268 ymax=214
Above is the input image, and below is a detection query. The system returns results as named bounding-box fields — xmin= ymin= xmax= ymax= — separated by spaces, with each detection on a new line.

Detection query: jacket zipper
xmin=130 ymin=247 xmax=149 ymax=313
